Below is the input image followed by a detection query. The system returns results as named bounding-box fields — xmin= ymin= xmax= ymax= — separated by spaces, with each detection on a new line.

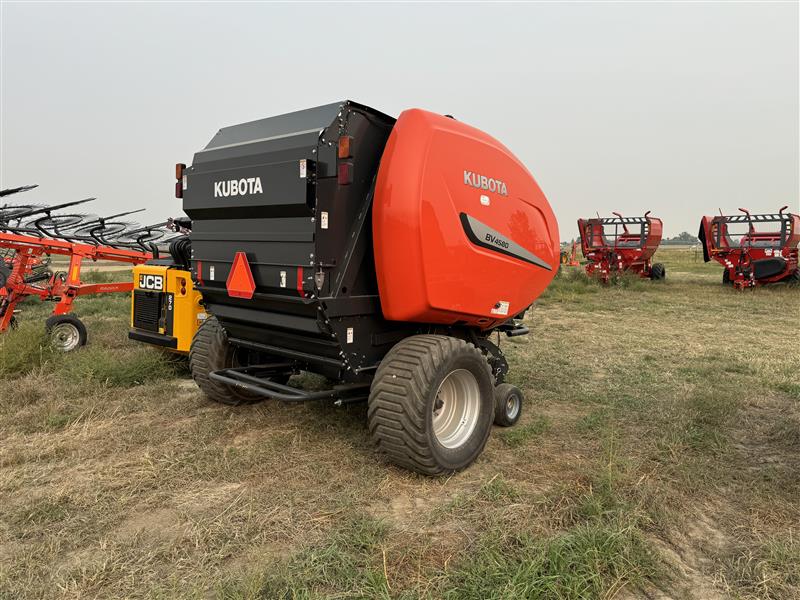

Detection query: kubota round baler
xmin=181 ymin=101 xmax=559 ymax=475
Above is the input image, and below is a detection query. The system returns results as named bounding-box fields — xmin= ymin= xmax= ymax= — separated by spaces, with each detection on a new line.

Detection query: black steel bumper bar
xmin=209 ymin=363 xmax=370 ymax=404
xmin=497 ymin=321 xmax=530 ymax=337
xmin=128 ymin=329 xmax=178 ymax=349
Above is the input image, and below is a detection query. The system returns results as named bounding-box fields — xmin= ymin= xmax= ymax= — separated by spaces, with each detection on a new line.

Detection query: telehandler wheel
xmin=367 ymin=334 xmax=494 ymax=475
xmin=493 ymin=383 xmax=523 ymax=427
xmin=650 ymin=263 xmax=666 ymax=281
xmin=189 ymin=316 xmax=283 ymax=406
xmin=45 ymin=315 xmax=87 ymax=352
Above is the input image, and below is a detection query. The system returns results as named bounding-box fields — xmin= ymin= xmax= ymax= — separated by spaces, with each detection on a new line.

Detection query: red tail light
xmin=338 ymin=162 xmax=353 ymax=185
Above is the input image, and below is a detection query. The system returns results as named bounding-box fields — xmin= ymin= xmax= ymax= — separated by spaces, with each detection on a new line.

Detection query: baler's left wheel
xmin=650 ymin=263 xmax=666 ymax=280
xmin=368 ymin=334 xmax=494 ymax=475
xmin=45 ymin=315 xmax=87 ymax=352
xmin=189 ymin=316 xmax=288 ymax=405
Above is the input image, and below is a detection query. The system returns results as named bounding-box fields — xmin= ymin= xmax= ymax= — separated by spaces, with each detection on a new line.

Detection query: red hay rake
xmin=0 ymin=185 xmax=174 ymax=350
xmin=577 ymin=211 xmax=665 ymax=283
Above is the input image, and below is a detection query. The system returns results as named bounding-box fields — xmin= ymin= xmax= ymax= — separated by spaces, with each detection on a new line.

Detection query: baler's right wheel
xmin=367 ymin=334 xmax=494 ymax=476
xmin=493 ymin=383 xmax=523 ymax=427
xmin=189 ymin=316 xmax=275 ymax=406
xmin=722 ymin=269 xmax=732 ymax=285
xmin=650 ymin=263 xmax=666 ymax=281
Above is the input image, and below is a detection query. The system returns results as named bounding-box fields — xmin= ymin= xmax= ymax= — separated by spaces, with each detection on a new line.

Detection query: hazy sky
xmin=1 ymin=2 xmax=797 ymax=238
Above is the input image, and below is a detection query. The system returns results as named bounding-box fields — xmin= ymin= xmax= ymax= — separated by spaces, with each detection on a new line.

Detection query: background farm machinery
xmin=699 ymin=206 xmax=799 ymax=289
xmin=0 ymin=185 xmax=181 ymax=350
xmin=559 ymin=240 xmax=580 ymax=267
xmin=577 ymin=211 xmax=665 ymax=283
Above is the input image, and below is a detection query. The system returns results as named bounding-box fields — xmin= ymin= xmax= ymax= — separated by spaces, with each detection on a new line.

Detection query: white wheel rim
xmin=51 ymin=323 xmax=80 ymax=351
xmin=432 ymin=369 xmax=481 ymax=449
xmin=506 ymin=394 xmax=521 ymax=420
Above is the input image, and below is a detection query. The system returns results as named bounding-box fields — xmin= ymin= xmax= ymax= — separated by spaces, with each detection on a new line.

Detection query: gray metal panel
xmin=203 ymin=102 xmax=345 ymax=151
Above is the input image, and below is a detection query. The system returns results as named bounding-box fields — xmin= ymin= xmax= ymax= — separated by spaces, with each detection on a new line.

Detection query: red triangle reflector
xmin=226 ymin=252 xmax=256 ymax=299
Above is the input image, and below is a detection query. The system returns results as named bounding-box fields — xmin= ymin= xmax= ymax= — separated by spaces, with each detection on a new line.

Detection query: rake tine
xmin=0 ymin=184 xmax=38 ymax=197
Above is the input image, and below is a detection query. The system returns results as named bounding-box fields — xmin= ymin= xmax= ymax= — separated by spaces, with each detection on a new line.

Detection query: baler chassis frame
xmin=210 ymin=363 xmax=371 ymax=405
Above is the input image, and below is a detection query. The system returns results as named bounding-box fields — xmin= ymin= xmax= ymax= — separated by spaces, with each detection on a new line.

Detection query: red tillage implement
xmin=0 ymin=186 xmax=169 ymax=350
xmin=577 ymin=211 xmax=665 ymax=283
xmin=698 ymin=207 xmax=799 ymax=289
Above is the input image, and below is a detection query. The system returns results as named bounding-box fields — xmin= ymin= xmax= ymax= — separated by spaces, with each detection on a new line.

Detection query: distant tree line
xmin=661 ymin=231 xmax=699 ymax=245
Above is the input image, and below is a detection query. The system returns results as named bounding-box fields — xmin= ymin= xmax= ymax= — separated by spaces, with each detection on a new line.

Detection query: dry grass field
xmin=1 ymin=248 xmax=798 ymax=599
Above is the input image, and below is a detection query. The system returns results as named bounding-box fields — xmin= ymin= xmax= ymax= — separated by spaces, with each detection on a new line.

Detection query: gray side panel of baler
xmin=194 ymin=102 xmax=345 ymax=164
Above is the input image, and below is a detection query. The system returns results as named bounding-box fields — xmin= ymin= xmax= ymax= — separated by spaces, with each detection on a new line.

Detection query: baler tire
xmin=367 ymin=334 xmax=494 ymax=476
xmin=494 ymin=383 xmax=523 ymax=427
xmin=45 ymin=315 xmax=87 ymax=352
xmin=188 ymin=316 xmax=265 ymax=406
xmin=650 ymin=263 xmax=666 ymax=281
xmin=722 ymin=269 xmax=732 ymax=285
xmin=787 ymin=268 xmax=800 ymax=286
xmin=0 ymin=264 xmax=9 ymax=288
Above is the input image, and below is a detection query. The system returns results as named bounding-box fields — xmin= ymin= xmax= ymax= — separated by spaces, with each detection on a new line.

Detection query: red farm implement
xmin=560 ymin=240 xmax=580 ymax=267
xmin=577 ymin=211 xmax=665 ymax=283
xmin=0 ymin=185 xmax=173 ymax=350
xmin=698 ymin=206 xmax=799 ymax=289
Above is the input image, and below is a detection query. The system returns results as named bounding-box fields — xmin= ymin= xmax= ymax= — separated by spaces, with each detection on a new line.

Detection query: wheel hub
xmin=51 ymin=323 xmax=80 ymax=351
xmin=432 ymin=369 xmax=480 ymax=449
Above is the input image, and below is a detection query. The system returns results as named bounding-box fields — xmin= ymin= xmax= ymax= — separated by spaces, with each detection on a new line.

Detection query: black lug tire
xmin=188 ymin=316 xmax=266 ymax=406
xmin=45 ymin=314 xmax=88 ymax=352
xmin=367 ymin=334 xmax=494 ymax=476
xmin=494 ymin=383 xmax=523 ymax=427
xmin=650 ymin=263 xmax=666 ymax=281
xmin=787 ymin=268 xmax=800 ymax=286
xmin=722 ymin=269 xmax=732 ymax=285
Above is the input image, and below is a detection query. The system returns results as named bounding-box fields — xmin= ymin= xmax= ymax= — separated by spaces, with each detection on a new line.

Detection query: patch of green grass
xmin=773 ymin=381 xmax=800 ymax=400
xmin=10 ymin=494 xmax=74 ymax=532
xmin=440 ymin=522 xmax=656 ymax=600
xmin=81 ymin=269 xmax=132 ymax=284
xmin=432 ymin=476 xmax=520 ymax=521
xmin=0 ymin=322 xmax=54 ymax=379
xmin=44 ymin=410 xmax=78 ymax=430
xmin=221 ymin=516 xmax=392 ymax=599
xmin=575 ymin=408 xmax=610 ymax=432
xmin=479 ymin=476 xmax=520 ymax=502
xmin=499 ymin=416 xmax=550 ymax=448
xmin=60 ymin=344 xmax=177 ymax=387
xmin=678 ymin=392 xmax=738 ymax=454
xmin=722 ymin=534 xmax=800 ymax=599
